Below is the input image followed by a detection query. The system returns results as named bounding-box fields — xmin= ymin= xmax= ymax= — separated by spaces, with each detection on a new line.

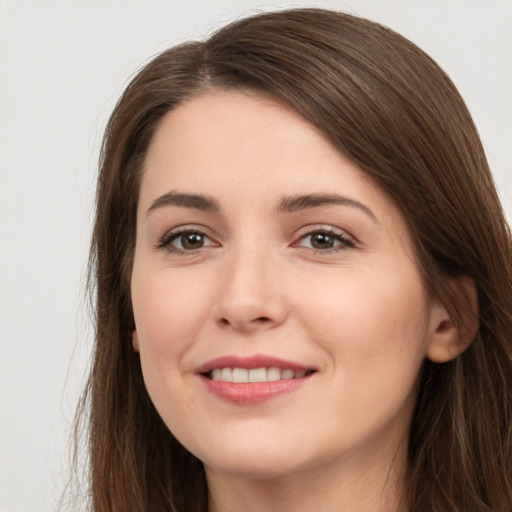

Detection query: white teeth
xmin=249 ymin=368 xmax=267 ymax=382
xmin=220 ymin=368 xmax=233 ymax=382
xmin=266 ymin=367 xmax=281 ymax=381
xmin=232 ymin=368 xmax=248 ymax=383
xmin=209 ymin=367 xmax=310 ymax=383
xmin=281 ymin=369 xmax=295 ymax=379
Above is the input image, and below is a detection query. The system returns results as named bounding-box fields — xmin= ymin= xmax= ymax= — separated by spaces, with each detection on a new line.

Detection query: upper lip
xmin=196 ymin=354 xmax=314 ymax=374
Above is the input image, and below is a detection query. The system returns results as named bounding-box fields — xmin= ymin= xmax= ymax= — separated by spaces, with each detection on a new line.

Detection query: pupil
xmin=182 ymin=233 xmax=203 ymax=249
xmin=312 ymin=233 xmax=333 ymax=249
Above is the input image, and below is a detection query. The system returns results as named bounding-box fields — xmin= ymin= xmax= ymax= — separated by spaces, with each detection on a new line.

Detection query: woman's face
xmin=131 ymin=90 xmax=447 ymax=480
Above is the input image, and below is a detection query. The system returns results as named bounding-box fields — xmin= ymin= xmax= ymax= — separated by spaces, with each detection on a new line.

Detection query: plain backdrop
xmin=0 ymin=1 xmax=511 ymax=510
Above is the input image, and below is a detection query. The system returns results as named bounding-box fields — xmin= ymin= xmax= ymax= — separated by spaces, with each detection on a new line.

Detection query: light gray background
xmin=1 ymin=1 xmax=511 ymax=511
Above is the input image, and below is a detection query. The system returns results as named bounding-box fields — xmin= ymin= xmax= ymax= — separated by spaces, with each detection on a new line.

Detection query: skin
xmin=131 ymin=90 xmax=465 ymax=512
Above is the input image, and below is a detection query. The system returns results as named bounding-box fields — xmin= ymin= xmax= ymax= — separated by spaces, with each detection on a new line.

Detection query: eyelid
xmin=294 ymin=224 xmax=355 ymax=240
xmin=292 ymin=225 xmax=356 ymax=252
xmin=155 ymin=225 xmax=220 ymax=252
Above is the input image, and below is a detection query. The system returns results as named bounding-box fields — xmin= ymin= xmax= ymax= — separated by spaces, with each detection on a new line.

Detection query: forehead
xmin=145 ymin=92 xmax=356 ymax=189
xmin=144 ymin=90 xmax=337 ymax=172
xmin=140 ymin=91 xmax=400 ymax=225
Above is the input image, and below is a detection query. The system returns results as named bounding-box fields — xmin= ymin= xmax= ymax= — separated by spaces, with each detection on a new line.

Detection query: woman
xmin=76 ymin=8 xmax=512 ymax=511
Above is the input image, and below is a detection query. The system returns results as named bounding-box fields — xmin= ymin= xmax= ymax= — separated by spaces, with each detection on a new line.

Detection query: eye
xmin=158 ymin=229 xmax=218 ymax=253
xmin=296 ymin=229 xmax=354 ymax=252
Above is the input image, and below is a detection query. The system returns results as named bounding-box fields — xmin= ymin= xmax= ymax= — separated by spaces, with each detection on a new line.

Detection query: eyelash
xmin=295 ymin=228 xmax=355 ymax=253
xmin=156 ymin=228 xmax=217 ymax=254
xmin=156 ymin=227 xmax=355 ymax=255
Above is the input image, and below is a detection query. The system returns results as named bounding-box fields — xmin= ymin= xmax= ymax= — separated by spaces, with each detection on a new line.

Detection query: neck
xmin=206 ymin=441 xmax=408 ymax=512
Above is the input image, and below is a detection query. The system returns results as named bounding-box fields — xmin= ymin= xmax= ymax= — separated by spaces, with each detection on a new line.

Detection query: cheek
xmin=130 ymin=268 xmax=213 ymax=431
xmin=296 ymin=266 xmax=430 ymax=370
xmin=131 ymin=268 xmax=211 ymax=373
xmin=290 ymin=267 xmax=430 ymax=442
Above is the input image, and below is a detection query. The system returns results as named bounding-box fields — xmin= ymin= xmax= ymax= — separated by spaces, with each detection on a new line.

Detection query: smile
xmin=209 ymin=367 xmax=309 ymax=382
xmin=197 ymin=355 xmax=316 ymax=403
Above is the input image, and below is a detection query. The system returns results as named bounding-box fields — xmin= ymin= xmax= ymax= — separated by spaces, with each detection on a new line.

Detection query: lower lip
xmin=201 ymin=375 xmax=311 ymax=404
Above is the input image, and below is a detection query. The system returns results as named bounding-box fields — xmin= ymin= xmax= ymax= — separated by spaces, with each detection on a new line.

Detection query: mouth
xmin=196 ymin=355 xmax=317 ymax=403
xmin=204 ymin=367 xmax=315 ymax=383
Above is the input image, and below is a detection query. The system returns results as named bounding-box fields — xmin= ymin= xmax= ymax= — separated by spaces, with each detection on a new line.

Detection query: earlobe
xmin=132 ymin=330 xmax=140 ymax=353
xmin=426 ymin=276 xmax=479 ymax=363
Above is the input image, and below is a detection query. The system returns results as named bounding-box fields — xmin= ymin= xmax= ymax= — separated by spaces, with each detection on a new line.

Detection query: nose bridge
xmin=214 ymin=234 xmax=287 ymax=330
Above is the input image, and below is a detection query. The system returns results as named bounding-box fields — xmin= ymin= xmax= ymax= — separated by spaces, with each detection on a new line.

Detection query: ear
xmin=426 ymin=276 xmax=479 ymax=363
xmin=132 ymin=330 xmax=140 ymax=353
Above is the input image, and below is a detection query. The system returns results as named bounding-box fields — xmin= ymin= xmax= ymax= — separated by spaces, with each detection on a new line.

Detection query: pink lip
xmin=195 ymin=354 xmax=311 ymax=373
xmin=196 ymin=354 xmax=315 ymax=404
xmin=201 ymin=377 xmax=311 ymax=403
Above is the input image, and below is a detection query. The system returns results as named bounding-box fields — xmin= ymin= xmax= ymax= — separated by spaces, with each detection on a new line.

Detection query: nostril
xmin=217 ymin=316 xmax=270 ymax=327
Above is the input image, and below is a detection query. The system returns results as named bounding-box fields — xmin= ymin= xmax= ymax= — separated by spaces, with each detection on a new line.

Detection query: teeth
xmin=267 ymin=367 xmax=281 ymax=381
xmin=281 ymin=369 xmax=294 ymax=379
xmin=209 ymin=367 xmax=310 ymax=383
xmin=221 ymin=368 xmax=232 ymax=382
xmin=249 ymin=368 xmax=267 ymax=382
xmin=232 ymin=368 xmax=248 ymax=383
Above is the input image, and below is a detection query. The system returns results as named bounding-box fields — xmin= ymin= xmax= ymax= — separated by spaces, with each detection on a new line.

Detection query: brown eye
xmin=310 ymin=233 xmax=335 ymax=249
xmin=178 ymin=233 xmax=205 ymax=250
xmin=162 ymin=230 xmax=217 ymax=252
xmin=296 ymin=229 xmax=354 ymax=252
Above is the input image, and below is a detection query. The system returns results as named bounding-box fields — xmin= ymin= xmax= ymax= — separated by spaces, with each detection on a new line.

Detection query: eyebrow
xmin=146 ymin=191 xmax=220 ymax=216
xmin=146 ymin=190 xmax=377 ymax=223
xmin=275 ymin=193 xmax=378 ymax=221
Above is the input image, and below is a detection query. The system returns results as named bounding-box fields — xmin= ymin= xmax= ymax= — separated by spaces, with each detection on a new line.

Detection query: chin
xmin=188 ymin=430 xmax=313 ymax=480
xmin=203 ymin=452 xmax=307 ymax=481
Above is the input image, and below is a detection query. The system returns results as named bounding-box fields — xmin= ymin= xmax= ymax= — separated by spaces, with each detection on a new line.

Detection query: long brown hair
xmin=74 ymin=8 xmax=512 ymax=511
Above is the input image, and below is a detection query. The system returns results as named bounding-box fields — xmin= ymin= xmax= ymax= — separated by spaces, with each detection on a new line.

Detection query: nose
xmin=213 ymin=248 xmax=288 ymax=332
